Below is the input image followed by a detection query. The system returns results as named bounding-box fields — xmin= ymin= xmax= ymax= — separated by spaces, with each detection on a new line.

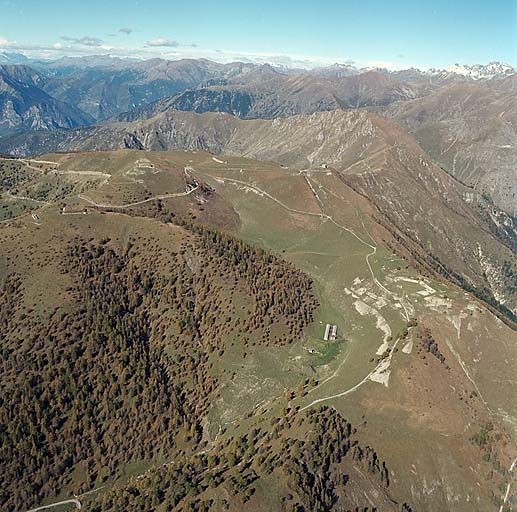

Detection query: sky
xmin=0 ymin=0 xmax=516 ymax=69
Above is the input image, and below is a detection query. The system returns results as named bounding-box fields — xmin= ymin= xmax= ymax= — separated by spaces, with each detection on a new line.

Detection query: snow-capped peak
xmin=328 ymin=62 xmax=356 ymax=69
xmin=309 ymin=62 xmax=359 ymax=77
xmin=428 ymin=62 xmax=515 ymax=80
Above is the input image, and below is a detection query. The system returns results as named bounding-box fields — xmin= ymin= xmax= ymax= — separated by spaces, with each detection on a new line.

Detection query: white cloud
xmin=0 ymin=35 xmax=433 ymax=71
xmin=60 ymin=36 xmax=104 ymax=47
xmin=119 ymin=27 xmax=133 ymax=35
xmin=181 ymin=47 xmax=358 ymax=70
xmin=146 ymin=37 xmax=180 ymax=48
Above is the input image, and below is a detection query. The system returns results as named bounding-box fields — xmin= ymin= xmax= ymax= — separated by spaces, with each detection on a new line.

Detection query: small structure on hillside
xmin=136 ymin=159 xmax=154 ymax=169
xmin=323 ymin=323 xmax=338 ymax=341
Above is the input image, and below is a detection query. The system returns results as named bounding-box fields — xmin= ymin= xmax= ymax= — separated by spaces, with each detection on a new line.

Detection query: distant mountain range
xmin=0 ymin=55 xmax=512 ymax=126
xmin=0 ymin=51 xmax=30 ymax=65
xmin=427 ymin=61 xmax=516 ymax=80
xmin=0 ymin=64 xmax=94 ymax=135
xmin=0 ymin=53 xmax=513 ymax=128
xmin=114 ymin=67 xmax=418 ymax=122
xmin=39 ymin=59 xmax=264 ymax=120
xmin=2 ymin=50 xmax=514 ymax=75
xmin=0 ymin=54 xmax=516 ymax=217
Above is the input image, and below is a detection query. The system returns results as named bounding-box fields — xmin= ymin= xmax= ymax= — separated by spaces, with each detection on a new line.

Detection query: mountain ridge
xmin=1 ymin=108 xmax=514 ymax=322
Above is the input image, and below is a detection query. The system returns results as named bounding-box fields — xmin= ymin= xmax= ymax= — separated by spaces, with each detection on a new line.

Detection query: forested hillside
xmin=0 ymin=213 xmax=318 ymax=510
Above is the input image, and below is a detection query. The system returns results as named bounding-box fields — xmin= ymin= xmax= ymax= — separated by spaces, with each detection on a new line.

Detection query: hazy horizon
xmin=1 ymin=0 xmax=515 ymax=70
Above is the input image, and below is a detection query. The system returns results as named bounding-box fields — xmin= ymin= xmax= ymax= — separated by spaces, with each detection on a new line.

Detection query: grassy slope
xmin=188 ymin=151 xmax=517 ymax=511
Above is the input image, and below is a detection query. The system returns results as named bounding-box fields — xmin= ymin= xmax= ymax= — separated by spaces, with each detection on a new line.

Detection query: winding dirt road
xmin=78 ymin=183 xmax=198 ymax=209
xmin=190 ymin=167 xmax=413 ymax=405
xmin=25 ymin=498 xmax=81 ymax=511
xmin=500 ymin=456 xmax=517 ymax=512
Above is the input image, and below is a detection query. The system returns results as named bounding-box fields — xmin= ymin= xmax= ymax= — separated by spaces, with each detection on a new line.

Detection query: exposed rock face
xmin=386 ymin=78 xmax=517 ymax=215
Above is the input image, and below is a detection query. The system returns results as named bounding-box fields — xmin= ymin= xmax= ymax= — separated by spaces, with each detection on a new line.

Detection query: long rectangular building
xmin=324 ymin=323 xmax=339 ymax=341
